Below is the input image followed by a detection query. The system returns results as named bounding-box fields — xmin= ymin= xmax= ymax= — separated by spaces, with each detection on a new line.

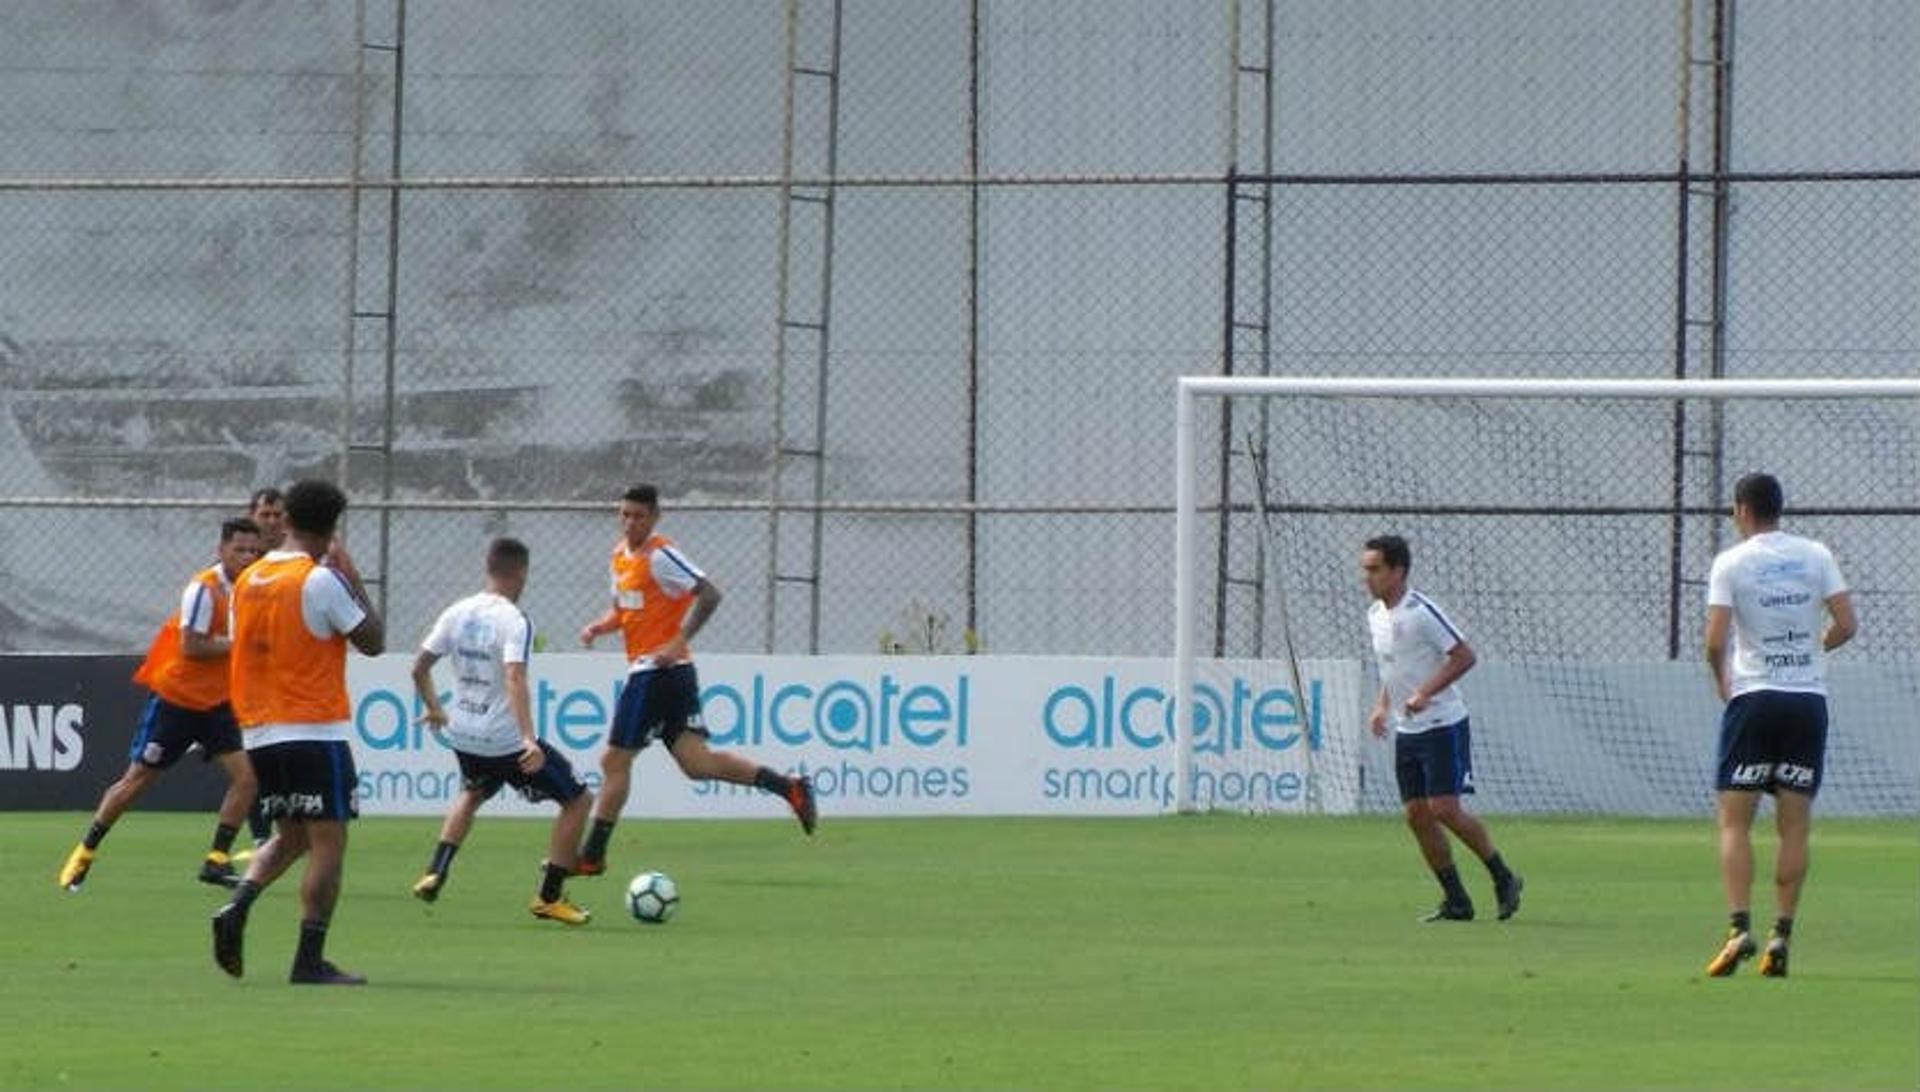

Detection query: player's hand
xmin=578 ymin=624 xmax=599 ymax=648
xmin=416 ymin=708 xmax=447 ymax=731
xmin=1404 ymin=691 xmax=1430 ymax=715
xmin=654 ymin=633 xmax=690 ymax=664
xmin=325 ymin=538 xmax=361 ymax=579
xmin=1368 ymin=708 xmax=1388 ymax=738
xmin=517 ymin=742 xmax=545 ymax=774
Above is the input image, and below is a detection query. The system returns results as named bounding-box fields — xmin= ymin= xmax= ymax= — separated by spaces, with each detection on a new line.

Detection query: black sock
xmin=580 ymin=818 xmax=616 ymax=862
xmin=294 ymin=919 xmax=328 ymax=970
xmin=229 ymin=879 xmax=262 ymax=913
xmin=211 ymin=823 xmax=240 ymax=855
xmin=1730 ymin=910 xmax=1751 ymax=935
xmin=428 ymin=840 xmax=459 ymax=877
xmin=247 ymin=804 xmax=273 ymax=843
xmin=1435 ymin=865 xmax=1471 ymax=907
xmin=83 ymin=820 xmax=111 ymax=851
xmin=1482 ymin=851 xmax=1514 ymax=888
xmin=539 ymin=862 xmax=568 ymax=903
xmin=1772 ymin=916 xmax=1793 ymax=941
xmin=752 ymin=766 xmax=792 ymax=796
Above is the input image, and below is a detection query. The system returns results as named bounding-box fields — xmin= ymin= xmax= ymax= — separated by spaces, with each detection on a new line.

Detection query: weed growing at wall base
xmin=2 ymin=813 xmax=1914 ymax=1089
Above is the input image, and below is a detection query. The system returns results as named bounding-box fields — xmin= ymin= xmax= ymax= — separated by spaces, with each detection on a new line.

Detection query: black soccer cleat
xmin=1496 ymin=874 xmax=1524 ymax=921
xmin=1758 ymin=938 xmax=1788 ymax=978
xmin=785 ymin=775 xmax=818 ymax=836
xmin=1422 ymin=901 xmax=1475 ymax=923
xmin=198 ymin=854 xmax=241 ymax=889
xmin=211 ymin=903 xmax=247 ymax=979
xmin=289 ymin=960 xmax=367 ymax=986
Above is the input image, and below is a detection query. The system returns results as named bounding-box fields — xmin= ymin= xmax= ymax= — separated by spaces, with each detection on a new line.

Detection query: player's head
xmin=1732 ymin=472 xmax=1783 ymax=535
xmin=247 ymin=486 xmax=287 ymax=548
xmin=1361 ymin=534 xmax=1412 ymax=601
xmin=283 ymin=479 xmax=348 ymax=552
xmin=218 ymin=517 xmax=264 ymax=580
xmin=619 ymin=483 xmax=661 ymax=547
xmin=486 ymin=536 xmax=531 ymax=599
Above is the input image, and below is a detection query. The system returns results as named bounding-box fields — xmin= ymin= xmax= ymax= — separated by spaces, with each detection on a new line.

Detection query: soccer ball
xmin=626 ymin=870 xmax=679 ymax=924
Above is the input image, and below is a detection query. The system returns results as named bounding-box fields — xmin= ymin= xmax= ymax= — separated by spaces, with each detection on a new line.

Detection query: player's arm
xmin=324 ymin=538 xmax=386 ymax=655
xmin=579 ymin=600 xmax=620 ymax=647
xmin=1407 ymin=640 xmax=1475 ymax=713
xmin=504 ymin=661 xmax=544 ymax=773
xmin=410 ymin=649 xmax=447 ymax=730
xmin=178 ymin=582 xmax=228 ymax=659
xmin=1703 ymin=605 xmax=1733 ymax=703
xmin=1368 ymin=685 xmax=1391 ymax=738
xmin=1822 ymin=591 xmax=1857 ymax=652
xmin=653 ymin=577 xmax=722 ymax=664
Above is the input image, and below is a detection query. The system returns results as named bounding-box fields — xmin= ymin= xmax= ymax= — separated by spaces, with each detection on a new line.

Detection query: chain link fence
xmin=0 ymin=0 xmax=1913 ymax=660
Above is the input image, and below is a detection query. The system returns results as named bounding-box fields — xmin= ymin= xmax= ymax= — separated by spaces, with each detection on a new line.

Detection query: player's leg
xmin=1760 ymin=789 xmax=1813 ymax=977
xmin=415 ymin=757 xmax=495 ymax=902
xmin=577 ymin=671 xmax=654 ymax=874
xmin=1706 ymin=790 xmax=1762 ymax=975
xmin=58 ymin=761 xmax=161 ymax=890
xmin=289 ymin=818 xmax=363 ymax=984
xmin=1427 ymin=721 xmax=1521 ymax=919
xmin=198 ymin=749 xmax=257 ymax=888
xmin=1397 ymin=733 xmax=1471 ymax=921
xmin=530 ymin=748 xmax=594 ymax=924
xmin=660 ymin=665 xmax=816 ymax=834
xmin=213 ymin=746 xmax=311 ymax=980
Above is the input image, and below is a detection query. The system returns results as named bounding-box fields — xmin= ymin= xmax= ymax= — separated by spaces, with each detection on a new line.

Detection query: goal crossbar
xmin=1172 ymin=375 xmax=1920 ymax=813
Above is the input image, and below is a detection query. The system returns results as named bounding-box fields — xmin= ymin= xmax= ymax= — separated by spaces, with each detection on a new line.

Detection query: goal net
xmin=1173 ymin=377 xmax=1920 ymax=816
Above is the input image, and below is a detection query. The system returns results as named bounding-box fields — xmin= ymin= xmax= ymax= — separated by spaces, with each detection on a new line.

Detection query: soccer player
xmin=408 ymin=537 xmax=596 ymax=925
xmin=211 ymin=479 xmax=385 ymax=986
xmin=238 ymin=486 xmax=288 ymax=849
xmin=1361 ymin=534 xmax=1522 ymax=923
xmin=572 ymin=483 xmax=817 ymax=876
xmin=1702 ymin=473 xmax=1855 ymax=979
xmin=56 ymin=517 xmax=264 ymax=892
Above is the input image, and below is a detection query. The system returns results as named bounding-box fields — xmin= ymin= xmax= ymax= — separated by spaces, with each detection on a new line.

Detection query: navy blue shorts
xmin=455 ymin=741 xmax=588 ymax=805
xmin=128 ymin=696 xmax=242 ymax=769
xmin=1716 ymin=690 xmax=1828 ymax=797
xmin=248 ymin=740 xmax=359 ymax=822
xmin=1394 ymin=719 xmax=1476 ymax=802
xmin=609 ymin=663 xmax=709 ymax=752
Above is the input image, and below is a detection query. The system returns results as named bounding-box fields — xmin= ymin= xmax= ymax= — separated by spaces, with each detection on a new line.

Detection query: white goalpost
xmin=1173 ymin=375 xmax=1920 ymax=816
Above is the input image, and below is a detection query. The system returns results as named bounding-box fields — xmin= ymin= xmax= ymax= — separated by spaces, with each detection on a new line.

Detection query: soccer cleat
xmin=785 ymin=775 xmax=818 ymax=836
xmin=199 ymin=852 xmax=241 ymax=889
xmin=57 ymin=845 xmax=95 ymax=891
xmin=211 ymin=903 xmax=247 ymax=978
xmin=289 ymin=960 xmax=367 ymax=986
xmin=1705 ymin=929 xmax=1756 ymax=977
xmin=411 ymin=872 xmax=444 ymax=904
xmin=530 ymin=897 xmax=592 ymax=926
xmin=570 ymin=857 xmax=606 ymax=878
xmin=1758 ymin=937 xmax=1789 ymax=978
xmin=1496 ymin=874 xmax=1524 ymax=921
xmin=1421 ymin=901 xmax=1475 ymax=923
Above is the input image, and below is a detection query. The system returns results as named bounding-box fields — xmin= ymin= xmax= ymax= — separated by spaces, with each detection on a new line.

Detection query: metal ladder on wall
xmin=765 ymin=0 xmax=846 ymax=653
xmin=1668 ymin=0 xmax=1736 ymax=657
xmin=339 ymin=0 xmax=409 ymax=619
xmin=1214 ymin=0 xmax=1277 ymax=657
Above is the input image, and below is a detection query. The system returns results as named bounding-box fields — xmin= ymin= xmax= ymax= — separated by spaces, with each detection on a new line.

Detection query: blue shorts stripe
xmin=127 ymin=696 xmax=161 ymax=762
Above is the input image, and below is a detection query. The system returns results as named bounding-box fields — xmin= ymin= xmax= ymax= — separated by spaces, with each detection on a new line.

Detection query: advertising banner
xmin=352 ymin=654 xmax=1364 ymax=818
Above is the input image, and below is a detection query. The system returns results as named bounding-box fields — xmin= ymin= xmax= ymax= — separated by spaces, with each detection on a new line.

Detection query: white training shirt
xmin=1706 ymin=530 xmax=1847 ymax=698
xmin=1367 ymin=588 xmax=1471 ymax=734
xmin=179 ymin=564 xmax=231 ymax=638
xmin=239 ymin=551 xmax=367 ymax=749
xmin=419 ymin=591 xmax=534 ymax=757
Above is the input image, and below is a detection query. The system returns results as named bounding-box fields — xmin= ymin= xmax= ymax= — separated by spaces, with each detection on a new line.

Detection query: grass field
xmin=4 ymin=810 xmax=1915 ymax=1089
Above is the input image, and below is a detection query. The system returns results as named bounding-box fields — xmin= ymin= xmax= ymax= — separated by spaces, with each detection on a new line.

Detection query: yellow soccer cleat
xmin=1758 ymin=937 xmax=1789 ymax=978
xmin=58 ymin=845 xmax=95 ymax=891
xmin=411 ymin=872 xmax=444 ymax=904
xmin=530 ymin=897 xmax=592 ymax=926
xmin=1705 ymin=929 xmax=1756 ymax=977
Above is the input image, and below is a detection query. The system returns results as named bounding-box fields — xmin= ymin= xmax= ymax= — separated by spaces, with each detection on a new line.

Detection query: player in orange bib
xmin=572 ymin=484 xmax=817 ymax=876
xmin=211 ymin=479 xmax=385 ymax=986
xmin=56 ymin=517 xmax=264 ymax=892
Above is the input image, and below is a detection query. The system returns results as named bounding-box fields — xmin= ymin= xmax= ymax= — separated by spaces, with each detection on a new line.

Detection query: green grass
xmin=4 ymin=811 xmax=1916 ymax=1089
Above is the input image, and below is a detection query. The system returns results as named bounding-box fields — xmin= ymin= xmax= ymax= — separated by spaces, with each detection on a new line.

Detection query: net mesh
xmin=1188 ymin=391 xmax=1919 ymax=816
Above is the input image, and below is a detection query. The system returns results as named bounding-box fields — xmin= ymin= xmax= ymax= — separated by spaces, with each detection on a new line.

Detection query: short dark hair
xmin=220 ymin=517 xmax=261 ymax=542
xmin=1364 ymin=534 xmax=1412 ymax=573
xmin=622 ymin=483 xmax=660 ymax=508
xmin=1734 ymin=473 xmax=1783 ymax=522
xmin=247 ymin=486 xmax=284 ymax=511
xmin=487 ymin=536 xmax=530 ymax=576
xmin=283 ymin=479 xmax=348 ymax=537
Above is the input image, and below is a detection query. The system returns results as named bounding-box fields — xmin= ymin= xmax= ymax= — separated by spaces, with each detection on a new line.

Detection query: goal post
xmin=1173 ymin=375 xmax=1920 ymax=815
